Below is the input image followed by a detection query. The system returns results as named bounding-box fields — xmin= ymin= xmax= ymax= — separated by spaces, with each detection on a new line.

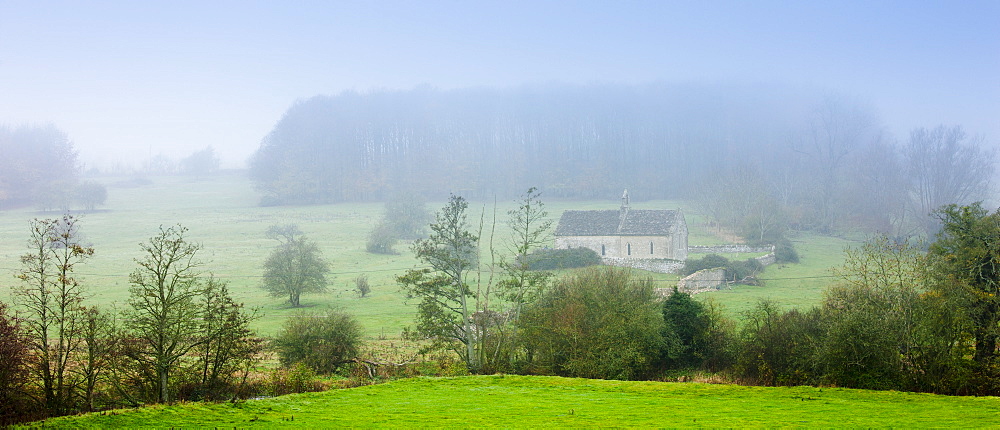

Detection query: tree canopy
xmin=0 ymin=124 xmax=79 ymax=210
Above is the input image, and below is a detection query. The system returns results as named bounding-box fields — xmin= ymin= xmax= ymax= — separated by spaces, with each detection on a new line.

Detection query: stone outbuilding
xmin=554 ymin=190 xmax=688 ymax=261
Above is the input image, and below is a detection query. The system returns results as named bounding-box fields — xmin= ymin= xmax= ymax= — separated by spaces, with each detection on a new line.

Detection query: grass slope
xmin=700 ymin=232 xmax=856 ymax=316
xmin=29 ymin=375 xmax=1000 ymax=428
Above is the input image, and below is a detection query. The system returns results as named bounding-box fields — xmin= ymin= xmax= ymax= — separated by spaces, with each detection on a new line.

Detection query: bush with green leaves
xmin=661 ymin=289 xmax=735 ymax=371
xmin=273 ymin=310 xmax=363 ymax=375
xmin=365 ymin=195 xmax=431 ymax=254
xmin=75 ymin=180 xmax=108 ymax=211
xmin=774 ymin=239 xmax=799 ymax=263
xmin=681 ymin=254 xmax=730 ymax=276
xmin=365 ymin=220 xmax=398 ymax=254
xmin=521 ymin=247 xmax=602 ymax=270
xmin=734 ymin=300 xmax=824 ymax=386
xmin=354 ymin=275 xmax=371 ymax=298
xmin=519 ymin=267 xmax=665 ymax=380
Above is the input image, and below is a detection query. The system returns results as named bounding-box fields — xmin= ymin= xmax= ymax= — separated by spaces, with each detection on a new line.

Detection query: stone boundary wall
xmin=676 ymin=268 xmax=727 ymax=294
xmin=689 ymin=244 xmax=775 ymax=254
xmin=602 ymin=257 xmax=684 ymax=274
xmin=754 ymin=253 xmax=776 ymax=266
xmin=601 ymin=249 xmax=777 ymax=277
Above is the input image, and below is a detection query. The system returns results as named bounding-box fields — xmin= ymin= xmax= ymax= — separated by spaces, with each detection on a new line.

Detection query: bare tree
xmin=77 ymin=306 xmax=116 ymax=412
xmin=194 ymin=279 xmax=262 ymax=400
xmin=905 ymin=125 xmax=995 ymax=235
xmin=845 ymin=139 xmax=908 ymax=235
xmin=798 ymin=96 xmax=878 ymax=231
xmin=697 ymin=164 xmax=785 ymax=243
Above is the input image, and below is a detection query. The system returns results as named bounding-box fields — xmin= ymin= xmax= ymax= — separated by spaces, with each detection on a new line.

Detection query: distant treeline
xmin=249 ymin=84 xmax=994 ymax=237
xmin=0 ymin=124 xmax=221 ymax=211
xmin=249 ymin=83 xmax=818 ymax=204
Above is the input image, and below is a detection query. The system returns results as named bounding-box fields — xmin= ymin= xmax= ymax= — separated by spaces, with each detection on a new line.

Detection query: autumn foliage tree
xmin=0 ymin=302 xmax=32 ymax=425
xmin=14 ymin=215 xmax=94 ymax=416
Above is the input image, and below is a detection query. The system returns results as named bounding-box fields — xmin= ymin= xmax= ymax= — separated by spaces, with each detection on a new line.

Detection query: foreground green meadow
xmin=28 ymin=375 xmax=999 ymax=428
xmin=0 ymin=173 xmax=856 ymax=337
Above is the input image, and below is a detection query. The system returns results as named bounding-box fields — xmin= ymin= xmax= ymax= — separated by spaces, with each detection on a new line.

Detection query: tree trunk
xmin=159 ymin=365 xmax=169 ymax=403
xmin=974 ymin=305 xmax=999 ymax=366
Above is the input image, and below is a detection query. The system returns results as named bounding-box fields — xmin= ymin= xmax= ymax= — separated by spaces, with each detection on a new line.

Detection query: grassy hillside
xmin=0 ymin=173 xmax=851 ymax=337
xmin=699 ymin=232 xmax=855 ymax=316
xmin=28 ymin=375 xmax=1000 ymax=428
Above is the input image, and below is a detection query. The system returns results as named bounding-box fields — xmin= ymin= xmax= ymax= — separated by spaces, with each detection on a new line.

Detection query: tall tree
xmin=194 ymin=279 xmax=261 ymax=400
xmin=124 ymin=225 xmax=205 ymax=403
xmin=13 ymin=215 xmax=93 ymax=415
xmin=260 ymin=224 xmax=329 ymax=307
xmin=499 ymin=187 xmax=553 ymax=317
xmin=905 ymin=126 xmax=995 ymax=235
xmin=928 ymin=203 xmax=1000 ymax=373
xmin=798 ymin=96 xmax=877 ymax=231
xmin=77 ymin=306 xmax=116 ymax=412
xmin=397 ymin=195 xmax=482 ymax=371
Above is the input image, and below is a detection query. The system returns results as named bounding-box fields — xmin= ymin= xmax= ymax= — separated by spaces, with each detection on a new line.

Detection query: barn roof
xmin=555 ymin=209 xmax=681 ymax=236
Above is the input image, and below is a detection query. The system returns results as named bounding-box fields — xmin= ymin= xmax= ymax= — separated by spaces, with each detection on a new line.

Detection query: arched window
xmin=601 ymin=244 xmax=606 ymax=256
xmin=650 ymin=242 xmax=654 ymax=254
xmin=627 ymin=243 xmax=631 ymax=256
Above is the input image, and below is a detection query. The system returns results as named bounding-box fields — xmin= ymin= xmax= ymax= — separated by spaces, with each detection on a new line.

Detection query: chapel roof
xmin=554 ymin=209 xmax=681 ymax=237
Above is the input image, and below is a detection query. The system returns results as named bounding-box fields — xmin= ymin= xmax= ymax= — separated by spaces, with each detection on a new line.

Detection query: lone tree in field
xmin=125 ymin=225 xmax=206 ymax=403
xmin=397 ymin=195 xmax=482 ymax=372
xmin=261 ymin=224 xmax=330 ymax=307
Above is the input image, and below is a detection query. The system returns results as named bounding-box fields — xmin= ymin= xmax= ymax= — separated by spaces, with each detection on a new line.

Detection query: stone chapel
xmin=554 ymin=190 xmax=688 ymax=261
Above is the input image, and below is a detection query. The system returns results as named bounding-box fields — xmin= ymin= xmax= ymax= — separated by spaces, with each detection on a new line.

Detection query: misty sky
xmin=1 ymin=1 xmax=997 ymax=169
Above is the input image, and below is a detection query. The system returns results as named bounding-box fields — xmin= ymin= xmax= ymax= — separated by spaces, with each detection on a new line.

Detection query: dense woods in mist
xmin=0 ymin=123 xmax=221 ymax=211
xmin=249 ymin=83 xmax=994 ymax=236
xmin=250 ymin=83 xmax=813 ymax=202
xmin=0 ymin=125 xmax=78 ymax=210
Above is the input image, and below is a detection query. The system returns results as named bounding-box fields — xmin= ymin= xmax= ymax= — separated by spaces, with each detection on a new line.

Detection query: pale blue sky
xmin=1 ymin=1 xmax=997 ymax=168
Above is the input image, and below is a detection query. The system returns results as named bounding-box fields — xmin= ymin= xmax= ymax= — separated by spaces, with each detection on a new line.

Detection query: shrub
xmin=734 ymin=300 xmax=824 ymax=386
xmin=383 ymin=194 xmax=431 ymax=240
xmin=522 ymin=247 xmax=602 ymax=270
xmin=661 ymin=289 xmax=735 ymax=371
xmin=273 ymin=310 xmax=363 ymax=374
xmin=366 ymin=221 xmax=398 ymax=254
xmin=774 ymin=239 xmax=799 ymax=263
xmin=75 ymin=180 xmax=108 ymax=211
xmin=354 ymin=275 xmax=372 ymax=298
xmin=265 ymin=363 xmax=325 ymax=396
xmin=681 ymin=254 xmax=730 ymax=276
xmin=519 ymin=267 xmax=665 ymax=380
xmin=728 ymin=258 xmax=764 ymax=284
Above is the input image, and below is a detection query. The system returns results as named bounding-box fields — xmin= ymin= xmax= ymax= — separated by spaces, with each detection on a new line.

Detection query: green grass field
xmin=0 ymin=173 xmax=856 ymax=337
xmin=27 ymin=375 xmax=1000 ymax=428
